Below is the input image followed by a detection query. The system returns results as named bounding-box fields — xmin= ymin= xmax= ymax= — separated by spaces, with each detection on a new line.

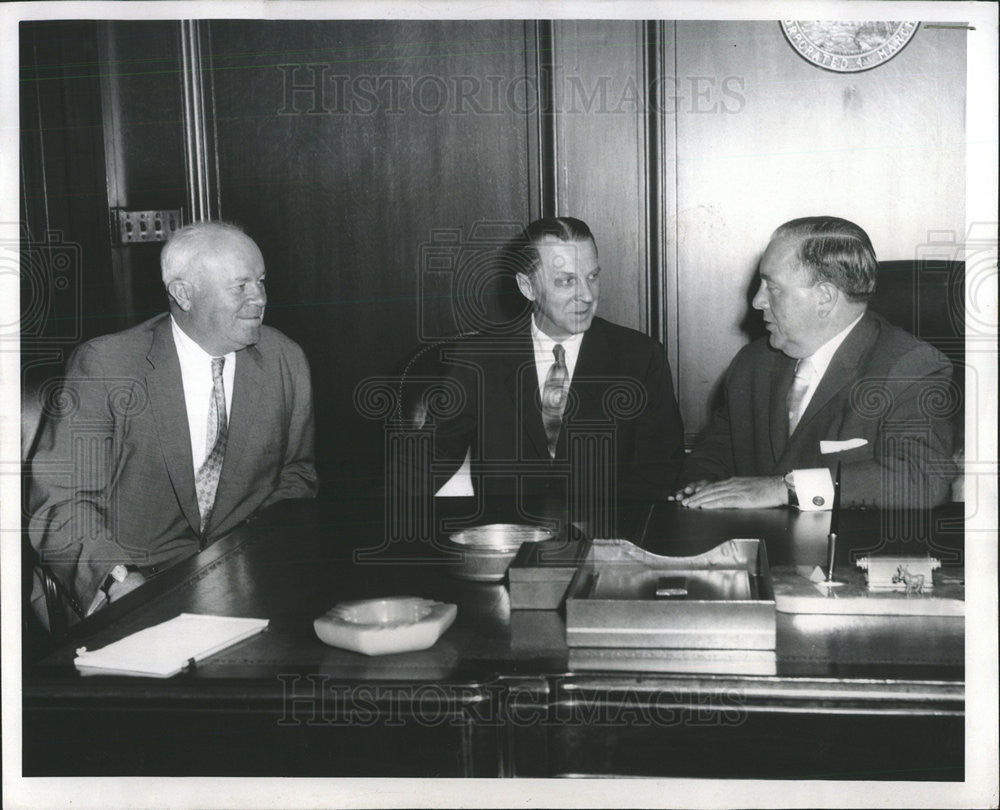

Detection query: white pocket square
xmin=820 ymin=438 xmax=868 ymax=454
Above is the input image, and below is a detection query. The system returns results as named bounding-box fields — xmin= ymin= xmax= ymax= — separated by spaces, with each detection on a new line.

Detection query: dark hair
xmin=516 ymin=217 xmax=597 ymax=275
xmin=772 ymin=216 xmax=877 ymax=302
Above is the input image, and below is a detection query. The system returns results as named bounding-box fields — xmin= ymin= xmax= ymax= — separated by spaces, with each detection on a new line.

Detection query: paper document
xmin=74 ymin=613 xmax=269 ymax=678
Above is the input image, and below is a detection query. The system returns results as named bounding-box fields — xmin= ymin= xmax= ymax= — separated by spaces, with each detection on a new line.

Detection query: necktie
xmin=541 ymin=344 xmax=569 ymax=458
xmin=195 ymin=357 xmax=228 ymax=534
xmin=786 ymin=357 xmax=816 ymax=436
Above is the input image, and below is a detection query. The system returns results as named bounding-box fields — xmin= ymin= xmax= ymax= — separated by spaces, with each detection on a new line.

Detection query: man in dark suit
xmin=675 ymin=216 xmax=956 ymax=510
xmin=29 ymin=222 xmax=318 ymax=623
xmin=432 ymin=217 xmax=684 ymax=509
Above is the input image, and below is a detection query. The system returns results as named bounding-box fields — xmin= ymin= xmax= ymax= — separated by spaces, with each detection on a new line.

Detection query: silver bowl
xmin=448 ymin=524 xmax=556 ymax=582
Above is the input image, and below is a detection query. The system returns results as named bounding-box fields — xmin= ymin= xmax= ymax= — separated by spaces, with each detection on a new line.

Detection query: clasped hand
xmin=669 ymin=476 xmax=786 ymax=509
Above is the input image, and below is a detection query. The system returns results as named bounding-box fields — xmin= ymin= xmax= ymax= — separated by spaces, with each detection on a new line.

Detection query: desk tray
xmin=509 ymin=536 xmax=592 ymax=609
xmin=565 ymin=538 xmax=775 ymax=651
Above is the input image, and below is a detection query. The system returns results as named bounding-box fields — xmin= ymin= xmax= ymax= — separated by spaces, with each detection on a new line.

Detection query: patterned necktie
xmin=541 ymin=344 xmax=569 ymax=458
xmin=195 ymin=357 xmax=228 ymax=534
xmin=786 ymin=357 xmax=816 ymax=436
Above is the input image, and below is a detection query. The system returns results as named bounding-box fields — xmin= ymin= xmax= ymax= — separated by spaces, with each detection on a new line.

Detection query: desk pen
xmin=826 ymin=461 xmax=842 ymax=582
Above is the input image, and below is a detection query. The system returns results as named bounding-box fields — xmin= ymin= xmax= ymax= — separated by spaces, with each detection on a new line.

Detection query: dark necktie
xmin=195 ymin=357 xmax=228 ymax=534
xmin=786 ymin=357 xmax=816 ymax=436
xmin=541 ymin=344 xmax=569 ymax=458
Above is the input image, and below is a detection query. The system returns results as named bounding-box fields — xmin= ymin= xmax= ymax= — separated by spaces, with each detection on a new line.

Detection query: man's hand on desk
xmin=668 ymin=479 xmax=710 ymax=501
xmin=671 ymin=476 xmax=786 ymax=509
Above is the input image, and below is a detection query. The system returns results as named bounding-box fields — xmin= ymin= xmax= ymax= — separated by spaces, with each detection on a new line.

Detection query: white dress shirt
xmin=436 ymin=317 xmax=584 ymax=499
xmin=793 ymin=312 xmax=865 ymax=422
xmin=530 ymin=316 xmax=585 ymax=394
xmin=171 ymin=317 xmax=236 ymax=474
xmin=787 ymin=313 xmax=864 ymax=510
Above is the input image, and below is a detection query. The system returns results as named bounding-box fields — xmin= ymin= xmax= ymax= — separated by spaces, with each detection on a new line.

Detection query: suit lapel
xmin=145 ymin=317 xmax=201 ymax=534
xmin=792 ymin=313 xmax=877 ymax=439
xmin=210 ymin=343 xmax=266 ymax=531
xmin=571 ymin=320 xmax=611 ymax=421
xmin=508 ymin=328 xmax=549 ymax=459
xmin=550 ymin=320 xmax=609 ymax=456
xmin=769 ymin=352 xmax=795 ymax=462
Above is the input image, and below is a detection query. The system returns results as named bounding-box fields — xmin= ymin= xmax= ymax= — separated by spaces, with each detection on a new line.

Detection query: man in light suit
xmin=29 ymin=222 xmax=318 ymax=623
xmin=674 ymin=216 xmax=956 ymax=510
xmin=433 ymin=217 xmax=684 ymax=507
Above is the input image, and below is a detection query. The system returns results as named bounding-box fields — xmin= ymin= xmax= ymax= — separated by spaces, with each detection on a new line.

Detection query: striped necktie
xmin=195 ymin=357 xmax=228 ymax=535
xmin=541 ymin=344 xmax=569 ymax=458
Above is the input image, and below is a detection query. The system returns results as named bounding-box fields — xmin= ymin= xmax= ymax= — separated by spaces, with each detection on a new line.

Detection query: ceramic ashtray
xmin=313 ymin=596 xmax=457 ymax=656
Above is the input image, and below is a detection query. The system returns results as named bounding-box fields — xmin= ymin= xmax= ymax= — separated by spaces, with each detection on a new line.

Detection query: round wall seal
xmin=780 ymin=20 xmax=920 ymax=73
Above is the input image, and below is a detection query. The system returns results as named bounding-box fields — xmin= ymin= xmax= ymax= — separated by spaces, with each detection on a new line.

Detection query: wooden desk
xmin=23 ymin=496 xmax=964 ymax=778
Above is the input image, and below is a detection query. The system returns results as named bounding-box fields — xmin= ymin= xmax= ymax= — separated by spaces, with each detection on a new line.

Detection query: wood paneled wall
xmin=549 ymin=19 xmax=651 ymax=333
xmin=205 ymin=20 xmax=539 ymax=492
xmin=98 ymin=22 xmax=188 ymax=326
xmin=20 ymin=23 xmax=116 ymax=347
xmin=19 ymin=22 xmax=120 ymax=411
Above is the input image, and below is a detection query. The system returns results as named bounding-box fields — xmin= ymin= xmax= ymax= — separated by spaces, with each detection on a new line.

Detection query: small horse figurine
xmin=892 ymin=565 xmax=925 ymax=595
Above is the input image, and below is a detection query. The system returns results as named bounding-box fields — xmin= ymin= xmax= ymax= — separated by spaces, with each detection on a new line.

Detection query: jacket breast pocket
xmin=820 ymin=441 xmax=874 ymax=462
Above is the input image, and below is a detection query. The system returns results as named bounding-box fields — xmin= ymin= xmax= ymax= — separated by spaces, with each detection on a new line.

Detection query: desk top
xmin=26 ymin=496 xmax=964 ymax=705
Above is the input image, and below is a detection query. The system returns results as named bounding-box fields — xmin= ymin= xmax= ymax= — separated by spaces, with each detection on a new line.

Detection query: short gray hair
xmin=161 ymin=221 xmax=260 ymax=286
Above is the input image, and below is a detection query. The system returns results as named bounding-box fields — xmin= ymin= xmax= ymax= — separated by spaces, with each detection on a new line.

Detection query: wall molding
xmin=533 ymin=20 xmax=558 ymax=218
xmin=179 ymin=20 xmax=221 ymax=222
xmin=642 ymin=20 xmax=667 ymax=348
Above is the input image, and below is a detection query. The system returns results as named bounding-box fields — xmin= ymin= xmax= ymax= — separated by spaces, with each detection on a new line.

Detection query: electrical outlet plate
xmin=111 ymin=209 xmax=183 ymax=244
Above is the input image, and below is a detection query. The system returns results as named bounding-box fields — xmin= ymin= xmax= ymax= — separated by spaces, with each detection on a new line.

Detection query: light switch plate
xmin=111 ymin=209 xmax=183 ymax=244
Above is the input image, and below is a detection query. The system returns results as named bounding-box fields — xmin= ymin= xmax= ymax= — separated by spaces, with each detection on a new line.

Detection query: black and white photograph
xmin=1 ymin=1 xmax=997 ymax=808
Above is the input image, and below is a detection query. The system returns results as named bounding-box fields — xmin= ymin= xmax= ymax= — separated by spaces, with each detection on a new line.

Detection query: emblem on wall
xmin=780 ymin=21 xmax=920 ymax=73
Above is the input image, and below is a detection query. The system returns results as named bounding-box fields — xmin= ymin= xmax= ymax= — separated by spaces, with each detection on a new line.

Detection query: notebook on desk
xmin=74 ymin=613 xmax=269 ymax=678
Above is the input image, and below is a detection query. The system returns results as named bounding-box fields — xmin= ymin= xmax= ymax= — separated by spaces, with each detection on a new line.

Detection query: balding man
xmin=674 ymin=216 xmax=956 ymax=510
xmin=29 ymin=222 xmax=317 ymax=624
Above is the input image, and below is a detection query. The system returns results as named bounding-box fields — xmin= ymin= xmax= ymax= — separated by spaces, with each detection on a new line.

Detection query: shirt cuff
xmin=785 ymin=468 xmax=835 ymax=511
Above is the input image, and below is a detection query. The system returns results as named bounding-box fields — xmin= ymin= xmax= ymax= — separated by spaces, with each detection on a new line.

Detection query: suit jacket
xmin=28 ymin=313 xmax=318 ymax=608
xmin=432 ymin=317 xmax=685 ymax=504
xmin=683 ymin=311 xmax=957 ymax=508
